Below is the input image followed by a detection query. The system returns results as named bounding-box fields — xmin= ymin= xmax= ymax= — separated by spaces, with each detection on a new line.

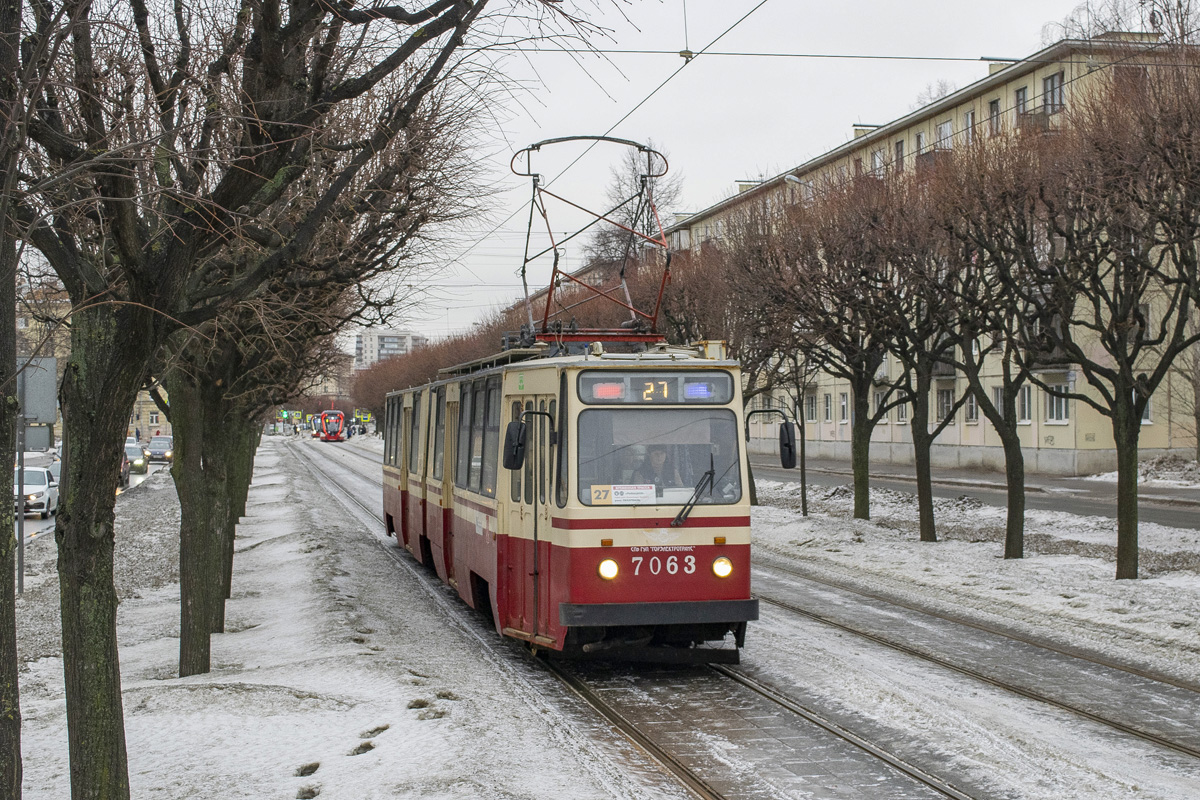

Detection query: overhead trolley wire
xmin=442 ymin=0 xmax=776 ymax=276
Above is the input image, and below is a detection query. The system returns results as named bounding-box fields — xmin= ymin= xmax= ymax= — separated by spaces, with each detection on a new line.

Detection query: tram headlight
xmin=712 ymin=556 xmax=733 ymax=579
xmin=598 ymin=559 xmax=619 ymax=580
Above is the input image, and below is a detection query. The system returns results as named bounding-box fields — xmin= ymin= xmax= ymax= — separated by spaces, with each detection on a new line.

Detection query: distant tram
xmin=382 ymin=341 xmax=796 ymax=662
xmin=320 ymin=410 xmax=345 ymax=442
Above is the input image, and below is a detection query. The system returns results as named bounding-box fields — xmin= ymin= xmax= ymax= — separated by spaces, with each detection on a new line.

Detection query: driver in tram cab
xmin=634 ymin=444 xmax=682 ymax=494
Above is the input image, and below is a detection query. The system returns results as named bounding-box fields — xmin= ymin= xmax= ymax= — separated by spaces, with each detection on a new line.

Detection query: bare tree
xmin=583 ymin=141 xmax=683 ymax=267
xmin=14 ymin=2 xmax=599 ymax=796
xmin=737 ymin=179 xmax=897 ymax=520
xmin=934 ymin=132 xmax=1051 ymax=560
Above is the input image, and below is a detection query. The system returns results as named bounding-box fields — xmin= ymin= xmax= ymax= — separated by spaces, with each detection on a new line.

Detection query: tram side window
xmin=523 ymin=401 xmax=534 ymax=505
xmin=455 ymin=386 xmax=473 ymax=489
xmin=408 ymin=393 xmax=422 ymax=473
xmin=554 ymin=390 xmax=567 ymax=508
xmin=386 ymin=396 xmax=400 ymax=466
xmin=538 ymin=399 xmax=547 ymax=504
xmin=548 ymin=399 xmax=557 ymax=503
xmin=480 ymin=378 xmax=500 ymax=497
xmin=431 ymin=388 xmax=446 ymax=480
xmin=468 ymin=382 xmax=485 ymax=493
xmin=510 ymin=402 xmax=522 ymax=502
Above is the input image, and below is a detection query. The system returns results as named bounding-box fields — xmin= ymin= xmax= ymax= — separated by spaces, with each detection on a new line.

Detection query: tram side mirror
xmin=503 ymin=421 xmax=528 ymax=470
xmin=779 ymin=421 xmax=797 ymax=469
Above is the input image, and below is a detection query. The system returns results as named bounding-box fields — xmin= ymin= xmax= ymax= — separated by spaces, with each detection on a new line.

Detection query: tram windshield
xmin=577 ymin=408 xmax=742 ymax=506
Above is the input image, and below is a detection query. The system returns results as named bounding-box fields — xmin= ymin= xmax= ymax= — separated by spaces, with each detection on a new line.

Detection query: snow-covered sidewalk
xmin=17 ymin=439 xmax=686 ymax=799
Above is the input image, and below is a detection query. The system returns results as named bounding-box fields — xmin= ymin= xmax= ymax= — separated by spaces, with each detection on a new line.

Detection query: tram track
xmin=296 ymin=439 xmax=983 ymax=799
xmin=303 ymin=440 xmax=1200 ymax=768
xmin=751 ymin=560 xmax=1200 ymax=763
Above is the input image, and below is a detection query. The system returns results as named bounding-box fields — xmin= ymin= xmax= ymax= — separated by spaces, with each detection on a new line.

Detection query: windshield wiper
xmin=671 ymin=454 xmax=715 ymax=527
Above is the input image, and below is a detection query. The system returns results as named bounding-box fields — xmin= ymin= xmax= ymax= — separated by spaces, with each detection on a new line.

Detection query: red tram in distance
xmin=382 ymin=341 xmax=797 ymax=663
xmin=320 ymin=410 xmax=345 ymax=442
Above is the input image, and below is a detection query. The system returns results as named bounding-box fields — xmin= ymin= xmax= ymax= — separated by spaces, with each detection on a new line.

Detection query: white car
xmin=14 ymin=466 xmax=59 ymax=519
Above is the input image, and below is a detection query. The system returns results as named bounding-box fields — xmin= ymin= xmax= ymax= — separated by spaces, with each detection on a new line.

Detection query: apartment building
xmin=668 ymin=32 xmax=1198 ymax=475
xmin=354 ymin=328 xmax=429 ymax=370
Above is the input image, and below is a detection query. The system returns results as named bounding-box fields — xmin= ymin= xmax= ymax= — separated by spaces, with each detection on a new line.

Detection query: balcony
xmin=1017 ymin=110 xmax=1058 ymax=135
xmin=915 ymin=149 xmax=951 ymax=175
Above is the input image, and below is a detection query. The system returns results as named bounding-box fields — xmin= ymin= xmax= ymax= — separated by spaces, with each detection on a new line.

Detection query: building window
xmin=896 ymin=401 xmax=908 ymax=424
xmin=915 ymin=131 xmax=926 ymax=154
xmin=1044 ymin=71 xmax=1064 ymax=113
xmin=1045 ymin=384 xmax=1069 ymax=423
xmin=989 ymin=99 xmax=1001 ymax=135
xmin=874 ymin=390 xmax=888 ymax=422
xmin=1015 ymin=86 xmax=1028 ymax=115
xmin=935 ymin=120 xmax=953 ymax=149
xmin=871 ymin=149 xmax=885 ymax=175
xmin=824 ymin=393 xmax=832 ymax=422
xmin=839 ymin=393 xmax=849 ymax=422
xmin=894 ymin=140 xmax=905 ymax=171
xmin=965 ymin=393 xmax=979 ymax=423
xmin=963 ymin=110 xmax=976 ymax=145
xmin=149 ymin=412 xmax=159 ymax=425
xmin=1018 ymin=385 xmax=1032 ymax=423
xmin=1142 ymin=395 xmax=1153 ymax=423
xmin=936 ymin=388 xmax=955 ymax=423
xmin=806 ymin=395 xmax=817 ymax=423
xmin=992 ymin=386 xmax=1006 ymax=420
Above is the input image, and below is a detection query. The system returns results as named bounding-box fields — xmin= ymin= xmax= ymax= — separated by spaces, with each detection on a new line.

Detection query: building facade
xmin=354 ymin=329 xmax=428 ymax=370
xmin=668 ymin=33 xmax=1199 ymax=475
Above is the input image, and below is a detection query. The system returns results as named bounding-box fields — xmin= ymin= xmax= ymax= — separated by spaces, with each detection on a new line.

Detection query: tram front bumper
xmin=559 ymin=598 xmax=759 ymax=628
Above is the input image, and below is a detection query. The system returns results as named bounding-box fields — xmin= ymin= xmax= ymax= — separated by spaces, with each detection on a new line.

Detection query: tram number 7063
xmin=630 ymin=555 xmax=696 ymax=576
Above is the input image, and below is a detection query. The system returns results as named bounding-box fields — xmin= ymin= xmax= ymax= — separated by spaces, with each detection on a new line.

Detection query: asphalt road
xmin=751 ymin=457 xmax=1200 ymax=531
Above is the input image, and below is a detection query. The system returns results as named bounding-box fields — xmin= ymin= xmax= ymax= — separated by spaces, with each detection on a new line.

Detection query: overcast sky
xmin=405 ymin=0 xmax=1106 ymax=338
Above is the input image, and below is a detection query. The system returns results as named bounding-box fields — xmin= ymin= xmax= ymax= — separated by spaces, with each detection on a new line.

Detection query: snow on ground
xmin=753 ymin=479 xmax=1200 ymax=685
xmin=17 ymin=439 xmax=688 ymax=800
xmin=1082 ymin=454 xmax=1200 ymax=488
xmin=14 ymin=435 xmax=1200 ymax=798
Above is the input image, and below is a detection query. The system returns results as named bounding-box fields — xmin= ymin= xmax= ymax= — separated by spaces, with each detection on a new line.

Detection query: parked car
xmin=13 ymin=466 xmax=59 ymax=519
xmin=125 ymin=444 xmax=148 ymax=474
xmin=146 ymin=436 xmax=173 ymax=463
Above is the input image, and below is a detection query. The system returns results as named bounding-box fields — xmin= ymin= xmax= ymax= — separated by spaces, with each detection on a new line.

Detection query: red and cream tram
xmin=382 ymin=341 xmax=794 ymax=662
xmin=320 ymin=410 xmax=345 ymax=442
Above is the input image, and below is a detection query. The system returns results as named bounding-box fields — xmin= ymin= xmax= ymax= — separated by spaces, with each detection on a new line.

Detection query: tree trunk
xmin=1 ymin=0 xmax=25 ymax=790
xmin=0 ymin=163 xmax=21 ymax=800
xmin=850 ymin=383 xmax=873 ymax=520
xmin=1113 ymin=405 xmax=1141 ymax=580
xmin=168 ymin=374 xmax=230 ymax=675
xmin=909 ymin=376 xmax=937 ymax=543
xmin=798 ymin=407 xmax=808 ymax=516
xmin=998 ymin=426 xmax=1026 ymax=559
xmin=57 ymin=305 xmax=146 ymax=800
xmin=1193 ymin=363 xmax=1200 ymax=463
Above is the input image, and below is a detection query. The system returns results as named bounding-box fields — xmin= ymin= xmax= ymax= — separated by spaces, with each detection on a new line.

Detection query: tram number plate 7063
xmin=631 ymin=555 xmax=696 ymax=576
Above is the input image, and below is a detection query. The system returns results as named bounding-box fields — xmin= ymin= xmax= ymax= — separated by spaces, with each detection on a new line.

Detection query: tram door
xmin=504 ymin=396 xmax=554 ymax=640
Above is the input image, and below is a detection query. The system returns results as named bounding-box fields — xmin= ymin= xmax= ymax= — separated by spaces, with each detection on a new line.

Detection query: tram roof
xmin=436 ymin=341 xmax=737 ymax=380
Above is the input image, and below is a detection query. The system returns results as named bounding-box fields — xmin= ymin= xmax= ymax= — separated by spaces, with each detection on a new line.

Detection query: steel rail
xmin=546 ymin=662 xmax=728 ymax=800
xmin=755 ymin=590 xmax=1200 ymax=762
xmin=289 ymin=441 xmax=721 ymax=800
xmin=710 ymin=664 xmax=976 ymax=800
xmin=321 ymin=443 xmax=1200 ymax=761
xmin=298 ymin=441 xmax=973 ymax=799
xmin=756 ymin=556 xmax=1200 ymax=694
